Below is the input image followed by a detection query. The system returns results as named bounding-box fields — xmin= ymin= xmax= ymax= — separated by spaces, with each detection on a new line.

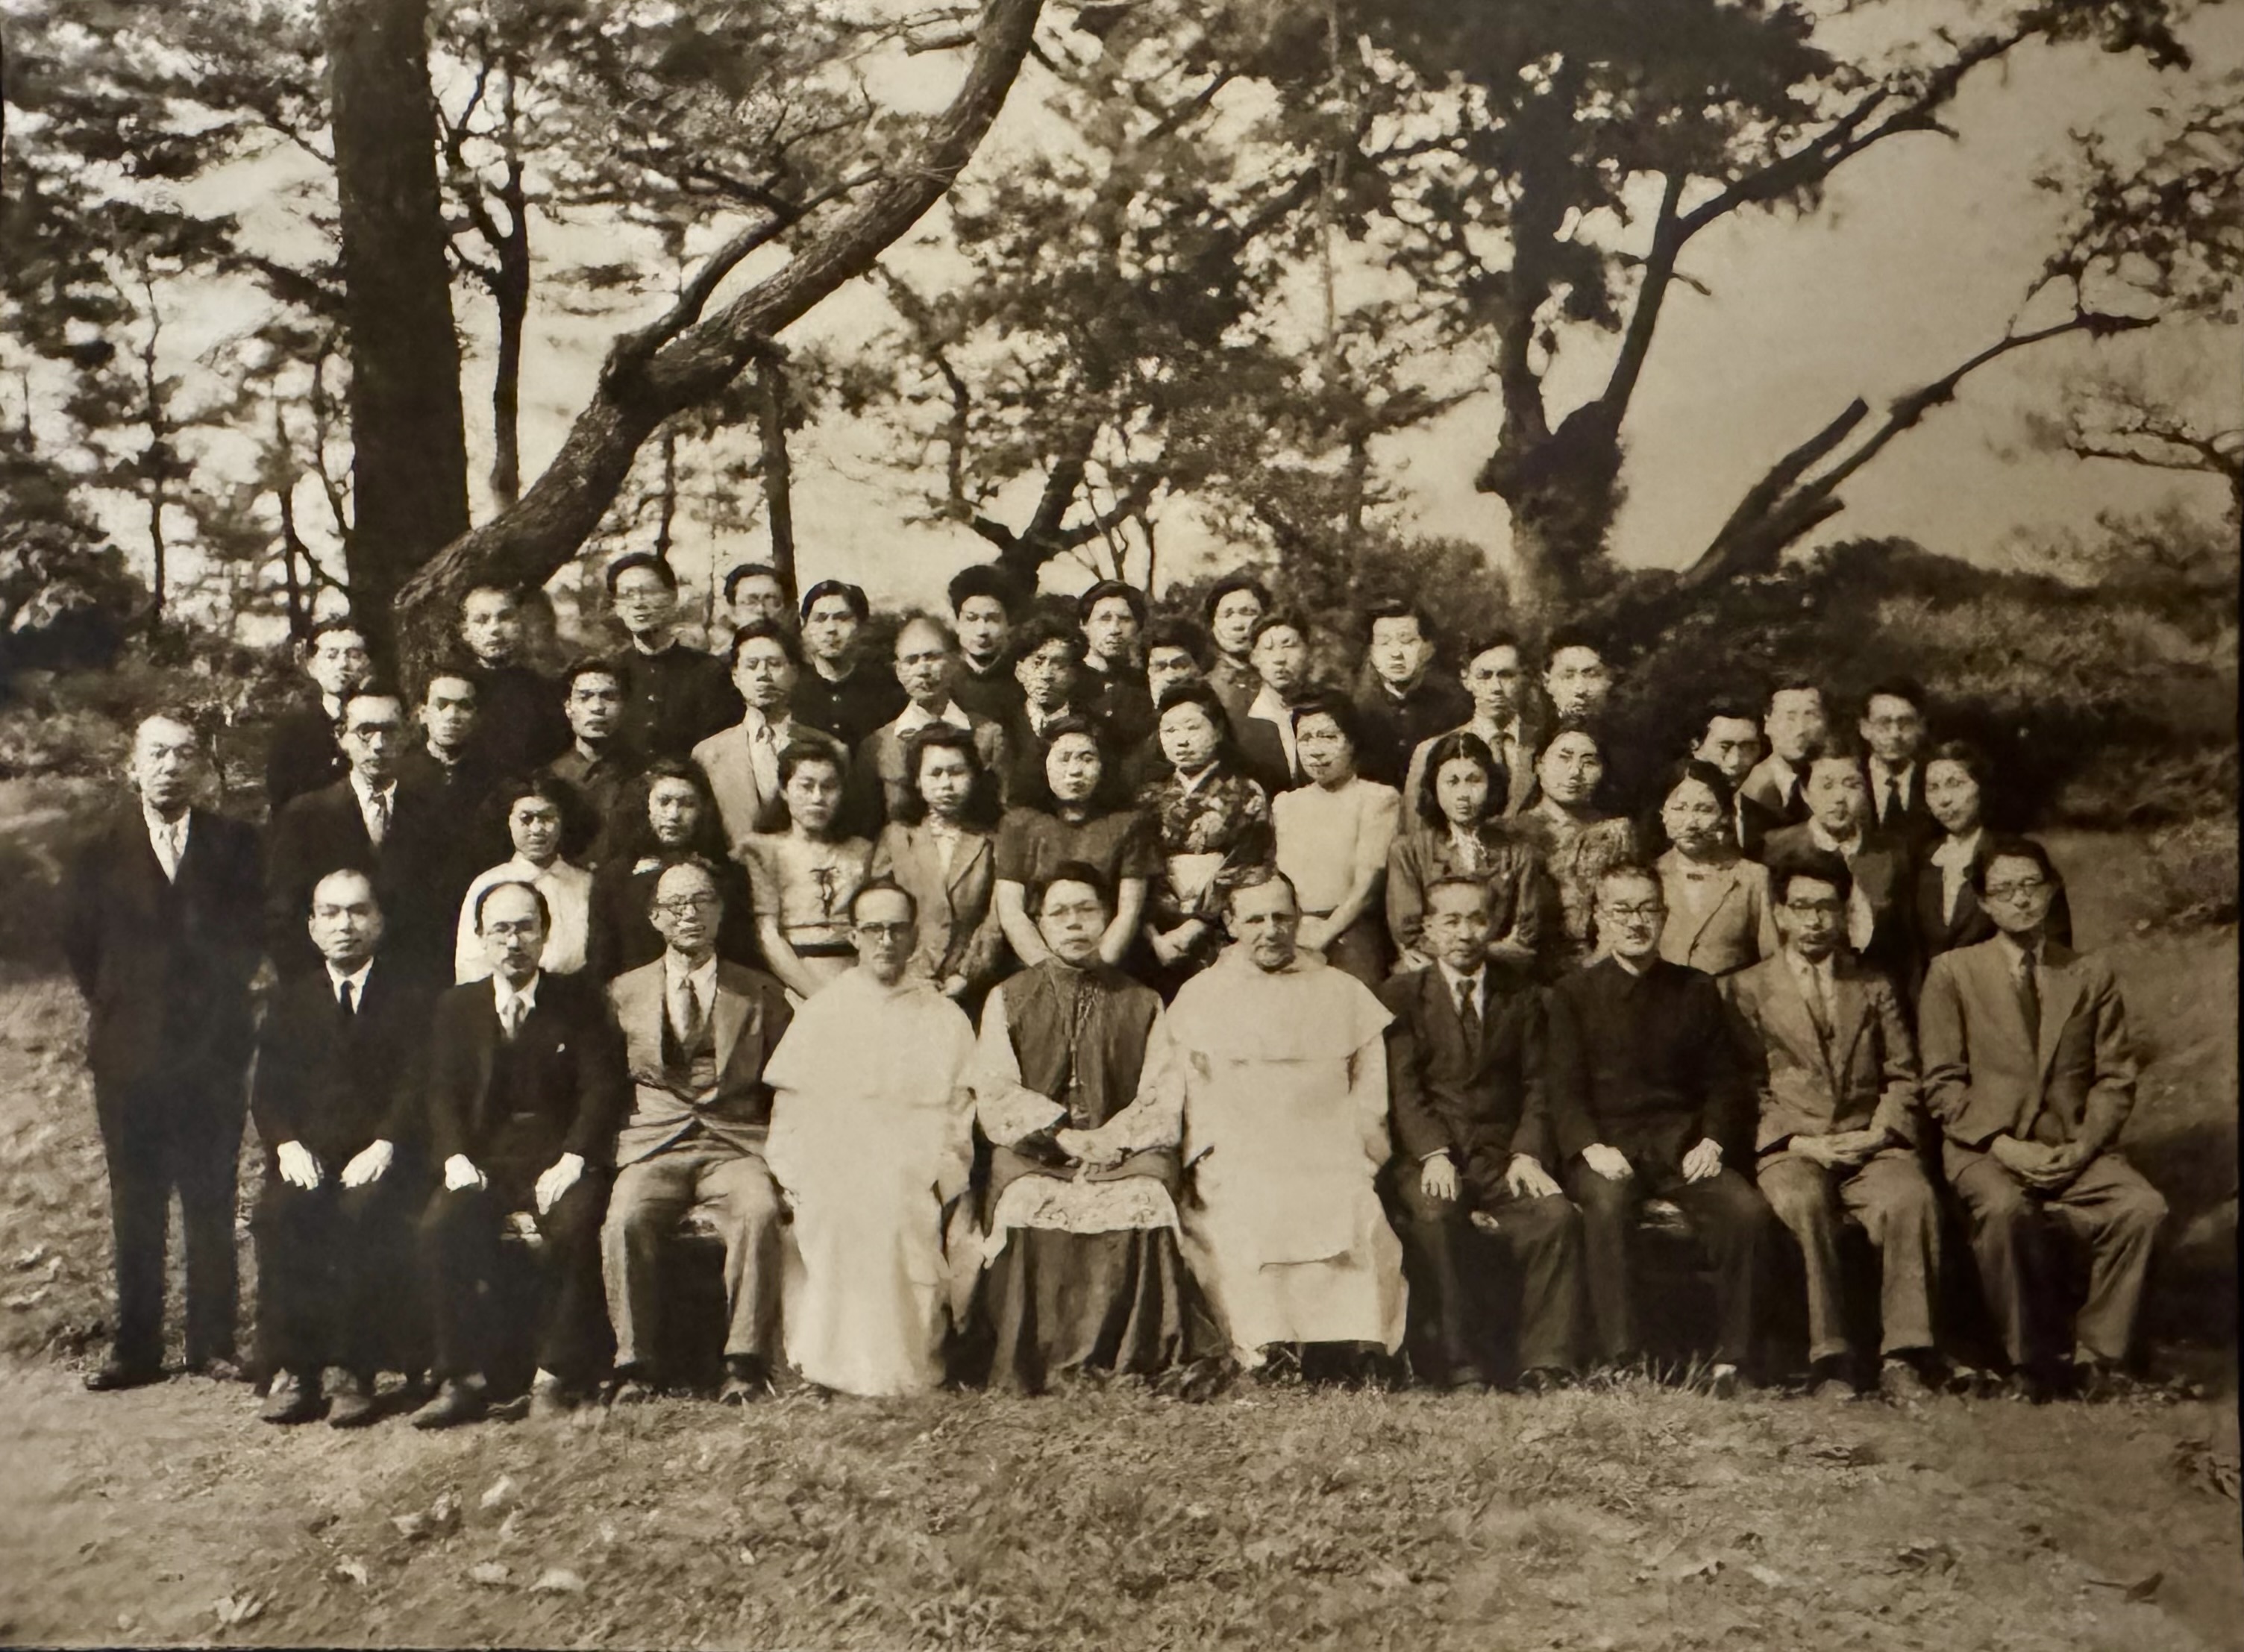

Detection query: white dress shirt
xmin=1249 ymin=683 xmax=1299 ymax=775
xmin=326 ymin=958 xmax=374 ymax=1011
xmin=1929 ymin=828 xmax=1982 ymax=924
xmin=143 ymin=804 xmax=190 ymax=882
xmin=350 ymin=773 xmax=397 ymax=846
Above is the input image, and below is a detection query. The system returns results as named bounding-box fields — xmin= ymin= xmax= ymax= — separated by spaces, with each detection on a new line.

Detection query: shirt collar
xmin=142 ymin=801 xmax=189 ymax=836
xmin=1434 ymin=958 xmax=1485 ymax=1002
xmin=326 ymin=958 xmax=374 ymax=1000
xmin=1765 ymin=754 xmax=1800 ymax=787
xmin=1609 ymin=951 xmax=1654 ymax=979
xmin=1868 ymin=756 xmax=1915 ymax=789
xmin=1808 ymin=820 xmax=1862 ymax=857
xmin=1998 ymin=932 xmax=2044 ymax=970
xmin=493 ymin=970 xmax=541 ymax=1017
xmin=1931 ymin=827 xmax=1982 ymax=868
xmin=897 ymin=699 xmax=968 ymax=735
xmin=744 ymin=706 xmax=791 ymax=741
xmin=350 ymin=771 xmax=395 ymax=808
xmin=665 ymin=950 xmax=719 ymax=996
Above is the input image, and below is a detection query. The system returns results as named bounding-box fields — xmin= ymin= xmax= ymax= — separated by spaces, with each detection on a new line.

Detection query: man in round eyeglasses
xmin=1919 ymin=837 xmax=2164 ymax=1401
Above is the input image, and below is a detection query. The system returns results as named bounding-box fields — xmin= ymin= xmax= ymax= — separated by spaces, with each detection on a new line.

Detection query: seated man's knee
xmin=2111 ymin=1178 xmax=2169 ymax=1237
xmin=1758 ymin=1168 xmax=1830 ymax=1229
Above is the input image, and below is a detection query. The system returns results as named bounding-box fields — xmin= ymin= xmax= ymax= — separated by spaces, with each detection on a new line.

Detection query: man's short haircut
xmin=1250 ymin=612 xmax=1307 ymax=648
xmin=947 ymin=564 xmax=1023 ymax=618
xmin=849 ymin=876 xmax=918 ymax=924
xmin=1803 ymin=735 xmax=1870 ymax=775
xmin=420 ymin=659 xmax=483 ymax=700
xmin=1414 ymin=729 xmax=1503 ymax=828
xmin=1922 ymin=737 xmax=1992 ymax=792
xmin=474 ymin=877 xmax=551 ymax=932
xmin=1693 ymin=697 xmax=1764 ymax=744
xmin=307 ymin=615 xmax=369 ymax=649
xmin=640 ymin=755 xmax=707 ymax=792
xmin=1543 ymin=624 xmax=1608 ymax=666
xmin=1144 ymin=615 xmax=1213 ymax=670
xmin=1028 ymin=858 xmax=1112 ymax=920
xmin=1861 ymin=674 xmax=1930 ymax=718
xmin=1223 ymin=865 xmax=1300 ymax=914
xmin=651 ymin=851 xmax=724 ymax=897
xmin=893 ymin=611 xmax=959 ymax=656
xmin=1078 ymin=579 xmax=1147 ymax=627
xmin=340 ymin=681 xmax=407 ymax=721
xmin=1460 ymin=630 xmax=1523 ymax=667
xmin=562 ymin=656 xmax=625 ymax=695
xmin=1203 ymin=571 xmax=1273 ymax=623
xmin=460 ymin=581 xmax=521 ymax=612
xmin=729 ymin=617 xmax=805 ymax=670
xmin=1971 ymin=835 xmax=2063 ymax=896
xmin=1661 ymin=756 xmax=1736 ymax=815
xmin=1289 ymin=687 xmax=1364 ymax=749
xmin=1766 ymin=675 xmax=1827 ymax=714
xmin=1011 ymin=615 xmax=1088 ymax=667
xmin=1363 ymin=595 xmax=1437 ymax=647
xmin=310 ymin=866 xmax=380 ymax=911
xmin=605 ymin=551 xmax=680 ymax=594
xmin=1767 ymin=848 xmax=1855 ymax=906
xmin=1422 ymin=874 xmax=1494 ymax=915
xmin=721 ymin=562 xmax=784 ymax=604
xmin=891 ymin=722 xmax=1002 ymax=830
xmin=800 ymin=578 xmax=871 ymax=623
xmin=1593 ymin=861 xmax=1663 ymax=905
xmin=137 ymin=708 xmax=210 ymax=750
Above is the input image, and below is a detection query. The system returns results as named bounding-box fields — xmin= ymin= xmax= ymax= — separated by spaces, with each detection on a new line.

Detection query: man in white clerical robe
xmin=762 ymin=882 xmax=977 ymax=1397
xmin=1167 ymin=870 xmax=1407 ymax=1368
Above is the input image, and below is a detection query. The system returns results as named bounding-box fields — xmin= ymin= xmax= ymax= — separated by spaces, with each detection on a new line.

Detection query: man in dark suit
xmin=947 ymin=564 xmax=1027 ymax=727
xmin=1543 ymin=864 xmax=1775 ymax=1392
xmin=266 ymin=685 xmax=452 ymax=984
xmin=1078 ymin=580 xmax=1158 ymax=756
xmin=542 ymin=659 xmax=644 ymax=864
xmin=1725 ymin=853 xmax=1941 ymax=1402
xmin=1740 ymin=679 xmax=1826 ymax=827
xmin=66 ymin=713 xmax=264 ymax=1389
xmin=460 ymin=583 xmax=571 ymax=779
xmin=251 ymin=870 xmax=435 ymax=1427
xmin=607 ymin=553 xmax=743 ymax=759
xmin=399 ymin=663 xmax=504 ymax=929
xmin=1201 ymin=571 xmax=1270 ymax=731
xmin=1688 ymin=700 xmax=1781 ymax=860
xmin=413 ymin=880 xmax=626 ymax=1427
xmin=1919 ymin=838 xmax=2165 ymax=1398
xmin=1380 ymin=877 xmax=1584 ymax=1392
xmin=264 ymin=616 xmax=372 ymax=812
xmin=792 ymin=579 xmax=907 ymax=749
xmin=1762 ymin=746 xmax=1919 ymax=993
xmin=998 ymin=618 xmax=1090 ymax=801
xmin=601 ymin=860 xmax=795 ymax=1403
xmin=1858 ymin=676 xmax=1941 ymax=858
xmin=1352 ymin=598 xmax=1473 ymax=791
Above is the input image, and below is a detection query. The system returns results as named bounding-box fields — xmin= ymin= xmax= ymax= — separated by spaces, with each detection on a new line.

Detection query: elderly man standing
xmin=852 ymin=614 xmax=1011 ymax=829
xmin=763 ymin=882 xmax=979 ymax=1397
xmin=67 ymin=713 xmax=263 ymax=1390
xmin=1168 ymin=870 xmax=1407 ymax=1375
xmin=601 ymin=858 xmax=795 ymax=1404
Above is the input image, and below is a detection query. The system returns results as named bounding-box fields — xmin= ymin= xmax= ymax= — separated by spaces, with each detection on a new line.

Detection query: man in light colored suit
xmin=601 ymin=858 xmax=795 ymax=1404
xmin=852 ymin=613 xmax=1011 ymax=830
xmin=1726 ymin=852 xmax=1940 ymax=1402
xmin=1919 ymin=838 xmax=2165 ymax=1398
xmin=694 ymin=620 xmax=847 ymax=855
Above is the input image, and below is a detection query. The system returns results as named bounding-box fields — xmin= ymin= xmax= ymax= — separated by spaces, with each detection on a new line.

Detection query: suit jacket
xmin=1740 ymin=755 xmax=1812 ymax=826
xmin=266 ymin=776 xmax=453 ymax=982
xmin=1079 ymin=664 xmax=1156 ymax=756
xmin=1918 ymin=938 xmax=2137 ymax=1156
xmin=1761 ymin=821 xmax=1918 ymax=991
xmin=1734 ymin=791 xmax=1784 ymax=861
xmin=607 ymin=958 xmax=794 ymax=1166
xmin=1914 ymin=834 xmax=2074 ymax=964
xmin=852 ymin=710 xmax=1012 ymax=832
xmin=1351 ymin=668 xmax=1473 ymax=791
xmin=397 ymin=744 xmax=505 ymax=927
xmin=248 ymin=961 xmax=434 ymax=1166
xmin=464 ymin=659 xmax=570 ymax=779
xmin=1655 ymin=849 xmax=1778 ymax=977
xmin=1235 ymin=710 xmax=1301 ymax=799
xmin=1723 ymin=952 xmax=1920 ymax=1156
xmin=1543 ymin=956 xmax=1755 ymax=1168
xmin=869 ymin=820 xmax=1006 ymax=994
xmin=694 ymin=720 xmax=850 ymax=855
xmin=424 ymin=971 xmax=627 ymax=1169
xmin=264 ymin=695 xmax=347 ymax=813
xmin=65 ymin=804 xmax=263 ymax=1090
xmin=953 ymin=657 xmax=1027 ymax=726
xmin=619 ymin=641 xmax=744 ymax=760
xmin=1867 ymin=761 xmax=1942 ymax=858
xmin=1379 ymin=964 xmax=1551 ymax=1199
xmin=791 ymin=659 xmax=907 ymax=752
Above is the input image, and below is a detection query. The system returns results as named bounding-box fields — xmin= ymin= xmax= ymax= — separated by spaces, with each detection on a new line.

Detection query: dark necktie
xmin=1882 ymin=776 xmax=1903 ymax=828
xmin=1455 ymin=978 xmax=1482 ymax=1054
xmin=1802 ymin=966 xmax=1833 ymax=1045
xmin=2016 ymin=951 xmax=2040 ymax=1051
xmin=338 ymin=979 xmax=356 ymax=1017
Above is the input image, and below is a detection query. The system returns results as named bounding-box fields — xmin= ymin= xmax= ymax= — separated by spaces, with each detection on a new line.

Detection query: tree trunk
xmin=1478 ymin=405 xmax=1624 ymax=637
xmin=326 ymin=0 xmax=470 ymax=653
xmin=490 ymin=253 xmax=525 ymax=508
xmin=756 ymin=354 xmax=796 ymax=602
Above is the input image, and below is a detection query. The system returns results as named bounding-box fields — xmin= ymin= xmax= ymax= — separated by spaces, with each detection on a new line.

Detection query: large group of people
xmin=64 ymin=553 xmax=2168 ymax=1425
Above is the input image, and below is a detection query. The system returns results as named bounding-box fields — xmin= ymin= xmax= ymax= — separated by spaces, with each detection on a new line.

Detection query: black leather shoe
xmin=1517 ymin=1367 xmax=1573 ymax=1396
xmin=187 ymin=1354 xmax=248 ymax=1384
xmin=717 ymin=1357 xmax=769 ymax=1405
xmin=261 ymin=1369 xmax=324 ymax=1425
xmin=410 ymin=1378 xmax=489 ymax=1430
xmin=326 ymin=1372 xmax=378 ymax=1429
xmin=84 ymin=1359 xmax=162 ymax=1392
xmin=1446 ymin=1365 xmax=1492 ymax=1395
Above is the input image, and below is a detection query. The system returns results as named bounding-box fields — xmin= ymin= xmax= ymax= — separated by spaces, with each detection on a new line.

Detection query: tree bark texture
xmin=756 ymin=354 xmax=797 ymax=601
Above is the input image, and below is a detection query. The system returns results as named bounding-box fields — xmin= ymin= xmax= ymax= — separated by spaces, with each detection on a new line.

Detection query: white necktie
xmin=152 ymin=820 xmax=183 ymax=882
xmin=500 ymin=995 xmax=526 ymax=1040
xmin=669 ymin=974 xmax=703 ymax=1044
xmin=750 ymin=723 xmax=780 ymax=799
xmin=365 ymin=790 xmax=390 ymax=847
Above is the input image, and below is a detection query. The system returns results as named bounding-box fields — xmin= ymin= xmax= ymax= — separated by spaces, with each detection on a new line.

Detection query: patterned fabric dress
xmin=1135 ymin=762 xmax=1273 ymax=992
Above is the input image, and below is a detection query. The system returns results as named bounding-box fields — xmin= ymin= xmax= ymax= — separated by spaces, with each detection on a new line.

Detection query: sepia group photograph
xmin=1 ymin=0 xmax=2239 ymax=1646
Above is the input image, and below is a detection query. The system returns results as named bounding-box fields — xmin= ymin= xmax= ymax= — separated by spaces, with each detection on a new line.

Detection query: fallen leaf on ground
xmin=1746 ymin=1564 xmax=1786 ymax=1588
xmin=1894 ymin=1540 xmax=1958 ymax=1574
xmin=212 ymin=1592 xmax=265 ymax=1626
xmin=1811 ymin=1442 xmax=1884 ymax=1467
xmin=333 ymin=1560 xmax=369 ymax=1586
xmin=389 ymin=1513 xmax=428 ymax=1541
xmin=479 ymin=1475 xmax=517 ymax=1510
xmin=530 ymin=1568 xmax=586 ymax=1595
xmin=469 ymin=1562 xmax=510 ymax=1587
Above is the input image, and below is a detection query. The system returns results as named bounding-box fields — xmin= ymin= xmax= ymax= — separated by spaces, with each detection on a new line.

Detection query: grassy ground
xmin=0 ymin=826 xmax=2234 ymax=1648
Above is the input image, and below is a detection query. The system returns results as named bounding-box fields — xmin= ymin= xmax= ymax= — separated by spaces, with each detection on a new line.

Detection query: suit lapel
xmin=1670 ymin=855 xmax=1743 ymax=961
xmin=946 ymin=831 xmax=991 ymax=905
xmin=711 ymin=973 xmax=750 ymax=1071
xmin=1772 ymin=960 xmax=1840 ymax=1092
xmin=2034 ymin=948 xmax=2084 ymax=1080
xmin=1828 ymin=964 xmax=1870 ymax=1078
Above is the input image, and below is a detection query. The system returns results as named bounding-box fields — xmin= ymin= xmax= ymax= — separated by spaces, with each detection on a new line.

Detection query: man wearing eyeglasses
xmin=600 ymin=858 xmax=795 ymax=1405
xmin=1919 ymin=838 xmax=2164 ymax=1400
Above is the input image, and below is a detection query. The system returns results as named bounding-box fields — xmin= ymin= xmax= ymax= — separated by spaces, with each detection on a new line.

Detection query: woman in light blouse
xmin=744 ymin=741 xmax=875 ymax=1001
xmin=1516 ymin=723 xmax=1637 ymax=971
xmin=455 ymin=773 xmax=593 ymax=981
xmin=1272 ymin=691 xmax=1400 ymax=987
xmin=1916 ymin=738 xmax=2071 ymax=960
xmin=1652 ymin=759 xmax=1777 ymax=976
xmin=1385 ymin=729 xmax=1548 ymax=976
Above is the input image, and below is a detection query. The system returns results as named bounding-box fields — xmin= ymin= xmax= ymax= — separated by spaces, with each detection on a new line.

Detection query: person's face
xmin=460 ymin=591 xmax=521 ymax=665
xmin=646 ymin=777 xmax=703 ymax=847
xmin=1775 ymin=876 xmax=1846 ymax=962
xmin=1805 ymin=759 xmax=1868 ymax=835
xmin=1083 ymin=597 xmax=1140 ymax=667
xmin=1660 ymin=776 xmax=1728 ymax=858
xmin=955 ymin=595 xmax=1009 ymax=663
xmin=1210 ymin=589 xmax=1264 ymax=657
xmin=1543 ymin=647 xmax=1613 ymax=720
xmin=732 ymin=637 xmax=797 ymax=712
xmin=422 ymin=676 xmax=478 ymax=754
xmin=1924 ymin=758 xmax=1983 ymax=837
xmin=850 ymin=888 xmax=917 ymax=984
xmin=612 ymin=567 xmax=676 ymax=638
xmin=784 ymin=759 xmax=844 ymax=835
xmin=1158 ymin=703 xmax=1220 ymax=776
xmin=1145 ymin=646 xmax=1200 ymax=706
xmin=894 ymin=622 xmax=955 ymax=709
xmin=1036 ymin=879 xmax=1108 ymax=966
xmin=478 ymin=883 xmax=548 ymax=984
xmin=1860 ymin=694 xmax=1925 ymax=767
xmin=1767 ymin=689 xmax=1827 ymax=763
xmin=567 ymin=673 xmax=623 ymax=743
xmin=306 ymin=629 xmax=372 ymax=699
xmin=1981 ymin=853 xmax=2058 ymax=939
xmin=1693 ymin=716 xmax=1762 ymax=786
xmin=1046 ymin=732 xmax=1103 ymax=805
xmin=1226 ymin=879 xmax=1301 ymax=973
xmin=1368 ymin=617 xmax=1432 ymax=689
xmin=1461 ymin=645 xmax=1524 ymax=723
xmin=916 ymin=744 xmax=974 ymax=820
xmin=1250 ymin=624 xmax=1306 ymax=694
xmin=132 ymin=717 xmax=203 ymax=814
xmin=509 ymin=795 xmax=564 ymax=865
xmin=802 ymin=595 xmax=861 ymax=665
xmin=1016 ymin=639 xmax=1077 ymax=709
xmin=1435 ymin=756 xmax=1492 ymax=828
xmin=342 ymin=697 xmax=407 ymax=784
xmin=1423 ymin=883 xmax=1494 ymax=974
xmin=307 ymin=873 xmax=383 ymax=969
xmin=1294 ymin=712 xmax=1356 ymax=786
xmin=1536 ymin=732 xmax=1604 ymax=808
xmin=729 ymin=575 xmax=789 ymax=631
xmin=649 ymin=864 xmax=722 ymax=958
xmin=1596 ymin=875 xmax=1665 ymax=964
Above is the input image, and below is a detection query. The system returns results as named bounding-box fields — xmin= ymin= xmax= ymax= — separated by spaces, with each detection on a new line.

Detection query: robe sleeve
xmin=1083 ymin=1005 xmax=1187 ymax=1155
xmin=968 ymin=985 xmax=1068 ymax=1144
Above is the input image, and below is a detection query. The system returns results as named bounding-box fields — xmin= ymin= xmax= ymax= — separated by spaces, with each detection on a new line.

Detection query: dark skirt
xmin=982 ymin=1226 xmax=1216 ymax=1394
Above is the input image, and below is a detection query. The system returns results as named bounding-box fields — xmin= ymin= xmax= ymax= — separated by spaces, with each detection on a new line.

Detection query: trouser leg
xmin=533 ymin=1170 xmax=609 ymax=1385
xmin=173 ymin=1096 xmax=245 ymax=1366
xmin=254 ymin=1177 xmax=336 ymax=1375
xmin=1757 ymin=1152 xmax=1849 ymax=1365
xmin=1567 ymin=1163 xmax=1640 ymax=1363
xmin=1496 ymin=1191 xmax=1585 ymax=1375
xmin=335 ymin=1169 xmax=424 ymax=1376
xmin=95 ymin=1088 xmax=167 ymax=1369
xmin=1392 ymin=1171 xmax=1479 ymax=1377
xmin=601 ymin=1156 xmax=695 ymax=1374
xmin=1840 ymin=1149 xmax=1941 ymax=1357
xmin=1946 ymin=1146 xmax=2049 ymax=1369
xmin=1667 ymin=1167 xmax=1774 ymax=1369
xmin=420 ymin=1184 xmax=501 ymax=1380
xmin=698 ymin=1154 xmax=785 ymax=1365
xmin=2043 ymin=1152 xmax=2166 ymax=1366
